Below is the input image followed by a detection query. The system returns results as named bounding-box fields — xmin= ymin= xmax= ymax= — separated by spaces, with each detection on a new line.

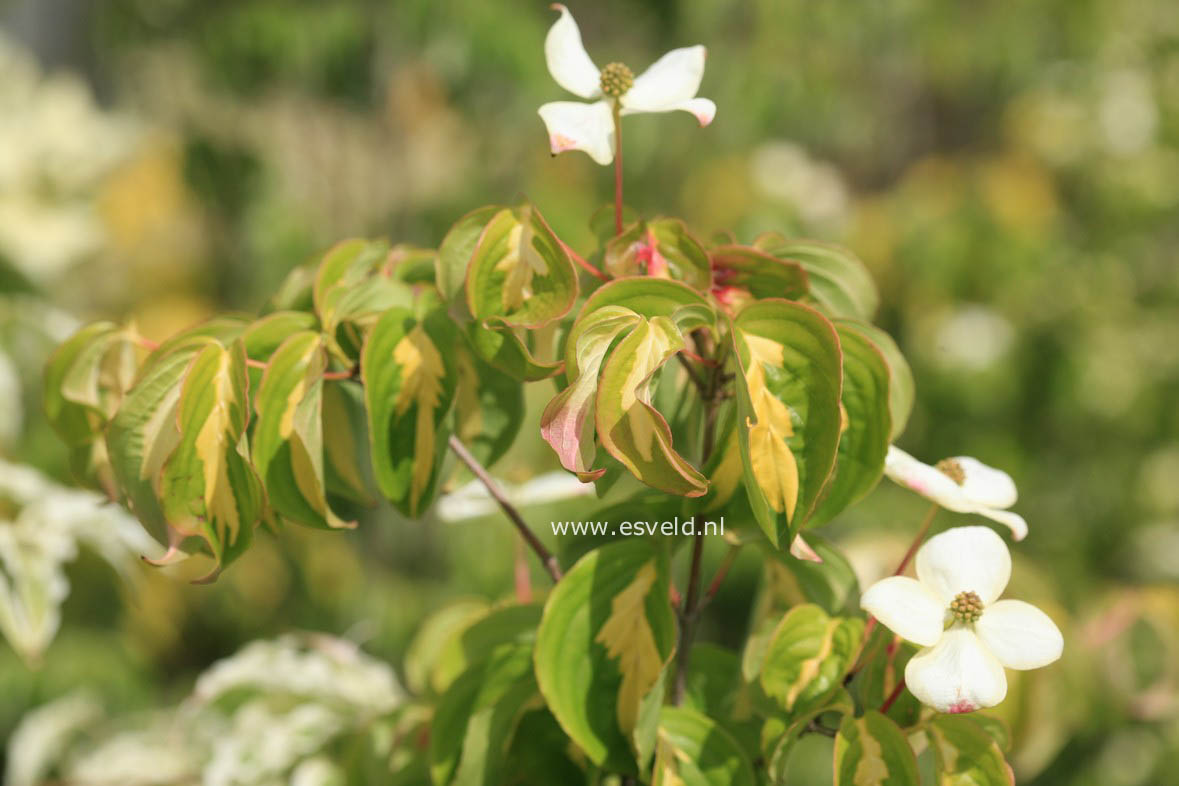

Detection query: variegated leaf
xmin=253 ymin=331 xmax=354 ymax=530
xmin=362 ymin=308 xmax=457 ymax=517
xmin=759 ymin=604 xmax=864 ymax=716
xmin=597 ymin=316 xmax=708 ymax=497
xmin=833 ymin=711 xmax=919 ymax=786
xmin=541 ymin=305 xmax=641 ymax=481
xmin=534 ymin=540 xmax=676 ymax=774
xmin=465 ymin=204 xmax=577 ymax=329
xmin=732 ymin=300 xmax=843 ymax=546
xmin=652 ymin=706 xmax=757 ymax=786
xmin=159 ymin=340 xmax=263 ymax=580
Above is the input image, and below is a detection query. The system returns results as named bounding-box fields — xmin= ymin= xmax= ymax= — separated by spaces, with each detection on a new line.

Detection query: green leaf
xmin=710 ymin=245 xmax=809 ymax=311
xmin=732 ymin=300 xmax=843 ymax=546
xmin=241 ymin=311 xmax=320 ymax=392
xmin=927 ymin=715 xmax=1015 ymax=786
xmin=465 ymin=321 xmax=563 ymax=382
xmin=427 ymin=606 xmax=543 ymax=786
xmin=839 ymin=321 xmax=914 ymax=441
xmin=159 ymin=340 xmax=264 ymax=580
xmin=45 ymin=322 xmax=138 ymax=446
xmin=652 ymin=706 xmax=757 ymax=786
xmin=578 ymin=277 xmax=715 ymax=329
xmin=754 ymin=235 xmax=879 ymax=322
xmin=680 ymin=643 xmax=741 ymax=720
xmin=436 ymin=205 xmax=501 ymax=306
xmin=604 ymin=218 xmax=712 ymax=291
xmin=141 ymin=316 xmax=249 ymax=367
xmin=252 ymin=331 xmax=353 ymax=530
xmin=761 ymin=536 xmax=860 ymax=616
xmin=453 ymin=344 xmax=524 ymax=469
xmin=759 ymin=604 xmax=864 ymax=716
xmin=404 ymin=600 xmax=490 ymax=696
xmin=313 ymin=237 xmax=413 ymax=344
xmin=465 ymin=204 xmax=577 ymax=329
xmin=534 ymin=540 xmax=676 ymax=774
xmin=833 ymin=711 xmax=920 ymax=786
xmin=809 ymin=323 xmax=892 ymax=526
xmin=431 ymin=604 xmax=542 ymax=696
xmin=362 ymin=307 xmax=457 ymax=517
xmin=321 ymin=380 xmax=375 ymax=504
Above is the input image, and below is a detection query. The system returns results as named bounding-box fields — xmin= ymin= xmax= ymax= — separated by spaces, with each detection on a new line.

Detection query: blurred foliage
xmin=1 ymin=0 xmax=1178 ymax=783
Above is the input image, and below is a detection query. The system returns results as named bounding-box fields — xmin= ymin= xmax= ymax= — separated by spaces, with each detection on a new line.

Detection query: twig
xmin=322 ymin=366 xmax=359 ymax=381
xmin=803 ymin=718 xmax=838 ymax=738
xmin=676 ymin=353 xmax=708 ymax=395
xmin=671 ymin=337 xmax=729 ymax=704
xmin=672 ymin=530 xmax=706 ymax=703
xmin=447 ymin=435 xmax=562 ymax=583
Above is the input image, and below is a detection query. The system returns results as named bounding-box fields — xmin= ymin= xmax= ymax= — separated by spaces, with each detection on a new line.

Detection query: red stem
xmin=559 ymin=238 xmax=608 ymax=282
xmin=880 ymin=678 xmax=907 ymax=714
xmin=612 ymin=101 xmax=623 ymax=236
xmin=322 ymin=369 xmax=356 ymax=381
xmin=894 ymin=504 xmax=939 ymax=576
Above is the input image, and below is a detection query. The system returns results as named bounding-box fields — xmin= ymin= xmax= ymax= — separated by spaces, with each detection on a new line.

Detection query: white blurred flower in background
xmin=0 ymin=458 xmax=160 ymax=664
xmin=750 ymin=141 xmax=850 ymax=228
xmin=5 ymin=634 xmax=405 ymax=786
xmin=0 ymin=33 xmax=137 ymax=284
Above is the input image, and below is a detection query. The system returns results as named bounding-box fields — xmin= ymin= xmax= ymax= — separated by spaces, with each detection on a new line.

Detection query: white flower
xmin=884 ymin=445 xmax=1028 ymax=540
xmin=538 ymin=4 xmax=716 ymax=165
xmin=861 ymin=526 xmax=1063 ymax=714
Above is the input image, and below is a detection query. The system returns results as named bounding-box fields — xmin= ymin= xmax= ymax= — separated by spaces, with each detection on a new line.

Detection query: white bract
xmin=884 ymin=445 xmax=1028 ymax=540
xmin=538 ymin=4 xmax=716 ymax=165
xmin=861 ymin=526 xmax=1063 ymax=714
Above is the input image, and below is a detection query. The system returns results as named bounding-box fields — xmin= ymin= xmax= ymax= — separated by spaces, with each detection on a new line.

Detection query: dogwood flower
xmin=538 ymin=4 xmax=716 ymax=165
xmin=884 ymin=445 xmax=1028 ymax=540
xmin=861 ymin=526 xmax=1063 ymax=714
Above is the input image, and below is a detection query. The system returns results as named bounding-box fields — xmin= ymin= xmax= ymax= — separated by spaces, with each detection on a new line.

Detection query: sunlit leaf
xmin=838 ymin=320 xmax=914 ymax=441
xmin=809 ymin=322 xmax=892 ymax=525
xmin=535 ymin=540 xmax=676 ymax=773
xmin=252 ymin=331 xmax=353 ymax=530
xmin=833 ymin=711 xmax=919 ymax=786
xmin=541 ymin=306 xmax=641 ymax=480
xmin=927 ymin=714 xmax=1015 ymax=786
xmin=465 ymin=204 xmax=577 ymax=329
xmin=362 ymin=308 xmax=457 ymax=517
xmin=436 ymin=205 xmax=502 ymax=307
xmin=159 ymin=339 xmax=264 ymax=580
xmin=754 ymin=235 xmax=879 ymax=322
xmin=732 ymin=300 xmax=843 ymax=546
xmin=652 ymin=706 xmax=756 ymax=786
xmin=759 ymin=604 xmax=863 ymax=716
xmin=597 ymin=316 xmax=708 ymax=496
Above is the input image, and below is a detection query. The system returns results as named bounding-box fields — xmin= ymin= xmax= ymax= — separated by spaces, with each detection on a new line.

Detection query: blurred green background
xmin=1 ymin=0 xmax=1177 ymax=783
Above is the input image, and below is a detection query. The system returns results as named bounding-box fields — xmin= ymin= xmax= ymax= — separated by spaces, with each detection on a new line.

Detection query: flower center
xmin=936 ymin=458 xmax=966 ymax=485
xmin=600 ymin=62 xmax=635 ymax=98
xmin=949 ymin=590 xmax=984 ymax=624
